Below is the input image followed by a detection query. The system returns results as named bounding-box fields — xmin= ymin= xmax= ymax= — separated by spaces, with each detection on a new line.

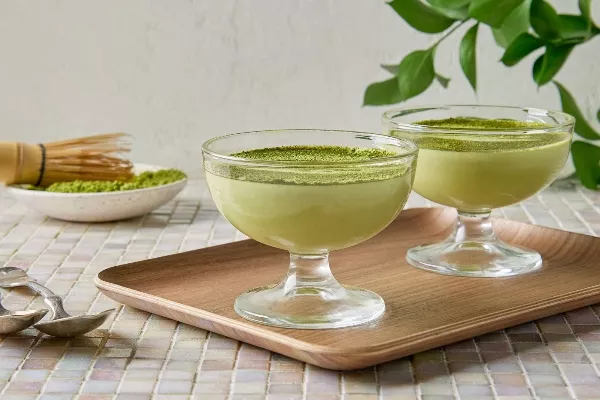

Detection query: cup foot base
xmin=407 ymin=240 xmax=542 ymax=278
xmin=234 ymin=285 xmax=385 ymax=329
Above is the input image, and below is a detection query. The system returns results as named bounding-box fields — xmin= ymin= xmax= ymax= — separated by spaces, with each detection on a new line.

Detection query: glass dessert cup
xmin=382 ymin=106 xmax=575 ymax=278
xmin=202 ymin=129 xmax=417 ymax=329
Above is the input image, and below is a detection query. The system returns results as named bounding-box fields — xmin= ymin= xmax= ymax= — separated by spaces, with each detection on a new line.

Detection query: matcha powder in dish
xmin=24 ymin=169 xmax=187 ymax=193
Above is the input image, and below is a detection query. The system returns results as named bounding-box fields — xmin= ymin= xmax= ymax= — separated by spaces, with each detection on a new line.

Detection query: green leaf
xmin=427 ymin=0 xmax=471 ymax=7
xmin=597 ymin=108 xmax=600 ymax=123
xmin=388 ymin=0 xmax=456 ymax=34
xmin=381 ymin=63 xmax=451 ymax=90
xmin=468 ymin=0 xmax=524 ymax=28
xmin=433 ymin=6 xmax=469 ymax=19
xmin=435 ymin=73 xmax=451 ymax=88
xmin=501 ymin=33 xmax=544 ymax=66
xmin=363 ymin=78 xmax=403 ymax=106
xmin=571 ymin=141 xmax=600 ymax=189
xmin=381 ymin=64 xmax=399 ymax=75
xmin=426 ymin=0 xmax=470 ymax=19
xmin=492 ymin=0 xmax=531 ymax=48
xmin=532 ymin=44 xmax=573 ymax=86
xmin=530 ymin=0 xmax=561 ymax=40
xmin=397 ymin=49 xmax=436 ymax=101
xmin=554 ymin=81 xmax=600 ymax=140
xmin=579 ymin=0 xmax=592 ymax=26
xmin=460 ymin=24 xmax=478 ymax=91
xmin=557 ymin=14 xmax=592 ymax=42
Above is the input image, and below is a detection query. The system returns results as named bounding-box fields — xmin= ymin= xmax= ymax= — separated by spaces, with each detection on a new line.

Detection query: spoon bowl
xmin=0 ymin=309 xmax=48 ymax=335
xmin=0 ymin=268 xmax=30 ymax=287
xmin=34 ymin=309 xmax=113 ymax=337
xmin=0 ymin=291 xmax=48 ymax=335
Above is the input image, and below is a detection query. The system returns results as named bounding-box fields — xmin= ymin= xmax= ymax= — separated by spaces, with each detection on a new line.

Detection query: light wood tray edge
xmin=94 ymin=275 xmax=333 ymax=351
xmin=94 ymin=271 xmax=600 ymax=370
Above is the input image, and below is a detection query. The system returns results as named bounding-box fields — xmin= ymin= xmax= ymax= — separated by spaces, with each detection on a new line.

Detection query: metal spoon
xmin=0 ymin=292 xmax=48 ymax=335
xmin=0 ymin=267 xmax=114 ymax=337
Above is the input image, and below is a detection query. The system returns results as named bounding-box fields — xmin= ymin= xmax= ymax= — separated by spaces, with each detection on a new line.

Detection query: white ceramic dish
xmin=4 ymin=164 xmax=187 ymax=223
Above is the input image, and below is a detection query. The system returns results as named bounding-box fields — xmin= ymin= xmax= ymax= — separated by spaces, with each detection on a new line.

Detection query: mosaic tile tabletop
xmin=1 ymin=180 xmax=600 ymax=400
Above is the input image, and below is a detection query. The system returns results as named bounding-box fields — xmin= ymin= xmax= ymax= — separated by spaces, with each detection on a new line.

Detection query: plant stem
xmin=432 ymin=20 xmax=470 ymax=49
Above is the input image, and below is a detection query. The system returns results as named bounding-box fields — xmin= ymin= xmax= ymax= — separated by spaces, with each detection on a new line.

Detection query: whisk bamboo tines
xmin=0 ymin=133 xmax=134 ymax=187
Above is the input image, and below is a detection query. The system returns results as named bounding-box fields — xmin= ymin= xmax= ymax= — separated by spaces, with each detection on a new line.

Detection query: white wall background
xmin=0 ymin=0 xmax=598 ymax=177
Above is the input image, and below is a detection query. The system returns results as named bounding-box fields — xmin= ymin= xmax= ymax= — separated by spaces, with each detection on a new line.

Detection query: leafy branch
xmin=365 ymin=0 xmax=600 ymax=189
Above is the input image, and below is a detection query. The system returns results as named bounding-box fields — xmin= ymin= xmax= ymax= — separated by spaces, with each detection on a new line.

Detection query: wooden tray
xmin=95 ymin=207 xmax=600 ymax=370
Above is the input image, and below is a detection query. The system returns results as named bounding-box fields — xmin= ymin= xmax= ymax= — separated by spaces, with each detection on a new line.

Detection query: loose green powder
xmin=415 ymin=117 xmax=548 ymax=131
xmin=22 ymin=169 xmax=187 ymax=193
xmin=207 ymin=145 xmax=411 ymax=185
xmin=232 ymin=145 xmax=397 ymax=162
xmin=391 ymin=117 xmax=570 ymax=152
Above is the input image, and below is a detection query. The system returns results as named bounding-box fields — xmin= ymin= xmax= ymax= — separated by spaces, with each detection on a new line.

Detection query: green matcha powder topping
xmin=391 ymin=117 xmax=570 ymax=152
xmin=207 ymin=145 xmax=411 ymax=185
xmin=415 ymin=117 xmax=548 ymax=130
xmin=232 ymin=145 xmax=397 ymax=162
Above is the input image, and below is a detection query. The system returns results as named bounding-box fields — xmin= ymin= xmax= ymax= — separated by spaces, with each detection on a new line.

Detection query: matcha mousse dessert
xmin=390 ymin=117 xmax=571 ymax=211
xmin=382 ymin=106 xmax=574 ymax=278
xmin=206 ymin=146 xmax=413 ymax=253
xmin=202 ymin=129 xmax=417 ymax=329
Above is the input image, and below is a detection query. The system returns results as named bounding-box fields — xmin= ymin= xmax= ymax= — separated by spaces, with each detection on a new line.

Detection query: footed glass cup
xmin=382 ymin=106 xmax=574 ymax=278
xmin=202 ymin=129 xmax=417 ymax=329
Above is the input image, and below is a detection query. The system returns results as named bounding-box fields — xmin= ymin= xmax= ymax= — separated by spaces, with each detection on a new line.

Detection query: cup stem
xmin=280 ymin=253 xmax=341 ymax=294
xmin=450 ymin=211 xmax=497 ymax=243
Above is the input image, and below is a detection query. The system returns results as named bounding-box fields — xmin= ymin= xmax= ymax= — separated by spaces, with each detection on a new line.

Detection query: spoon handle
xmin=26 ymin=282 xmax=70 ymax=320
xmin=25 ymin=281 xmax=56 ymax=298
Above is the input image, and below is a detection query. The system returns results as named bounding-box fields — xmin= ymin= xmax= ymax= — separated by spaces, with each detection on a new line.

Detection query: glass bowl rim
xmin=201 ymin=128 xmax=418 ymax=167
xmin=381 ymin=105 xmax=576 ymax=134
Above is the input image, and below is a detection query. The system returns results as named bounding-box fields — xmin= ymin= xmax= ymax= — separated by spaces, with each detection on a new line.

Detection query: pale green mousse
xmin=205 ymin=145 xmax=414 ymax=254
xmin=21 ymin=169 xmax=186 ymax=193
xmin=390 ymin=117 xmax=571 ymax=211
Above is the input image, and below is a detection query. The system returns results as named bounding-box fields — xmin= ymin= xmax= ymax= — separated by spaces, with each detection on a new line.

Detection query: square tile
xmin=81 ymin=381 xmax=119 ymax=394
xmin=119 ymin=380 xmax=156 ymax=394
xmin=157 ymin=380 xmax=193 ymax=394
xmin=45 ymin=380 xmax=81 ymax=394
xmin=193 ymin=382 xmax=231 ymax=394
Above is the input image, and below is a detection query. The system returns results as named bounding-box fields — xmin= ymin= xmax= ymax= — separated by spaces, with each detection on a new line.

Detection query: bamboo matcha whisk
xmin=0 ymin=133 xmax=134 ymax=187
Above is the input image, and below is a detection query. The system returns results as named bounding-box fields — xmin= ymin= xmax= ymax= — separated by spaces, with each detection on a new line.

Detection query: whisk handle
xmin=0 ymin=142 xmax=42 ymax=185
xmin=0 ymin=142 xmax=21 ymax=184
